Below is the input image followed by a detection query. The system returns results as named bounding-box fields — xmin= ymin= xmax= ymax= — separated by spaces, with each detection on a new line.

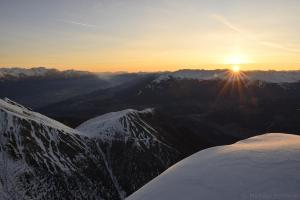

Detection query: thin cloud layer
xmin=211 ymin=14 xmax=300 ymax=54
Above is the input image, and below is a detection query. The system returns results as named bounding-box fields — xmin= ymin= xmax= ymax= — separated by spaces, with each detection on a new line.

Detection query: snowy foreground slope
xmin=127 ymin=133 xmax=300 ymax=200
xmin=0 ymin=98 xmax=180 ymax=199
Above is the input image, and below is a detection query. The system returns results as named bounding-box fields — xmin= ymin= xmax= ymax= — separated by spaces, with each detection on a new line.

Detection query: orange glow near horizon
xmin=2 ymin=62 xmax=300 ymax=73
xmin=1 ymin=1 xmax=300 ymax=72
xmin=1 ymin=50 xmax=300 ymax=72
xmin=1 ymin=63 xmax=300 ymax=73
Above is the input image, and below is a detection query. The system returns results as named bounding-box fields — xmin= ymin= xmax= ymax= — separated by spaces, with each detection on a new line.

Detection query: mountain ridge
xmin=0 ymin=67 xmax=92 ymax=80
xmin=153 ymin=69 xmax=300 ymax=83
xmin=0 ymin=98 xmax=181 ymax=199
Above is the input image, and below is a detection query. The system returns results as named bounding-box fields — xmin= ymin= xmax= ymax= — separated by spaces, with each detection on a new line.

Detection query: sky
xmin=0 ymin=0 xmax=300 ymax=72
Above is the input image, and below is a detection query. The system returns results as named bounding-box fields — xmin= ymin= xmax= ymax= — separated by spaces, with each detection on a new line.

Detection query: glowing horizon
xmin=1 ymin=0 xmax=300 ymax=72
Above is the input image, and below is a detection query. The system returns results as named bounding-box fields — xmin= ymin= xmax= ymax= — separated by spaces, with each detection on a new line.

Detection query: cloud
xmin=211 ymin=14 xmax=300 ymax=54
xmin=211 ymin=14 xmax=247 ymax=36
xmin=259 ymin=41 xmax=300 ymax=53
xmin=61 ymin=20 xmax=98 ymax=28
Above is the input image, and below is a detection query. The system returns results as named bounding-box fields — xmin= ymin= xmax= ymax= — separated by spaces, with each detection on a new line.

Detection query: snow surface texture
xmin=0 ymin=98 xmax=78 ymax=134
xmin=154 ymin=69 xmax=300 ymax=83
xmin=127 ymin=133 xmax=300 ymax=200
xmin=0 ymin=98 xmax=124 ymax=199
xmin=0 ymin=98 xmax=180 ymax=199
xmin=77 ymin=109 xmax=157 ymax=142
xmin=76 ymin=108 xmax=180 ymax=195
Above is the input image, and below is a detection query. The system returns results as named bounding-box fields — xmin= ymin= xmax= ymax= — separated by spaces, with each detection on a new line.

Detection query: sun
xmin=232 ymin=65 xmax=240 ymax=73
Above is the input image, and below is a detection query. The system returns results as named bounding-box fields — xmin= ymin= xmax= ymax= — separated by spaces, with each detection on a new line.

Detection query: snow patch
xmin=76 ymin=108 xmax=156 ymax=141
xmin=127 ymin=133 xmax=300 ymax=200
xmin=0 ymin=98 xmax=79 ymax=135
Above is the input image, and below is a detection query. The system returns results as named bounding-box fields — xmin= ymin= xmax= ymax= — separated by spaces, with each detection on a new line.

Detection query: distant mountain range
xmin=0 ymin=67 xmax=92 ymax=80
xmin=2 ymin=67 xmax=300 ymax=83
xmin=0 ymin=67 xmax=155 ymax=109
xmin=154 ymin=69 xmax=300 ymax=83
xmin=38 ymin=68 xmax=300 ymax=137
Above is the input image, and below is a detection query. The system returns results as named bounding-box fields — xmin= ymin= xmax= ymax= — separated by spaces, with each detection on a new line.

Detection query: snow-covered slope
xmin=154 ymin=69 xmax=300 ymax=83
xmin=77 ymin=108 xmax=157 ymax=142
xmin=76 ymin=109 xmax=181 ymax=195
xmin=0 ymin=98 xmax=123 ymax=199
xmin=1 ymin=98 xmax=77 ymax=134
xmin=0 ymin=98 xmax=181 ymax=199
xmin=127 ymin=133 xmax=300 ymax=200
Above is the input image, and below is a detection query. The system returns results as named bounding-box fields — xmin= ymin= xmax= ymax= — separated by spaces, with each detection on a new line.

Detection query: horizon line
xmin=1 ymin=66 xmax=300 ymax=73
